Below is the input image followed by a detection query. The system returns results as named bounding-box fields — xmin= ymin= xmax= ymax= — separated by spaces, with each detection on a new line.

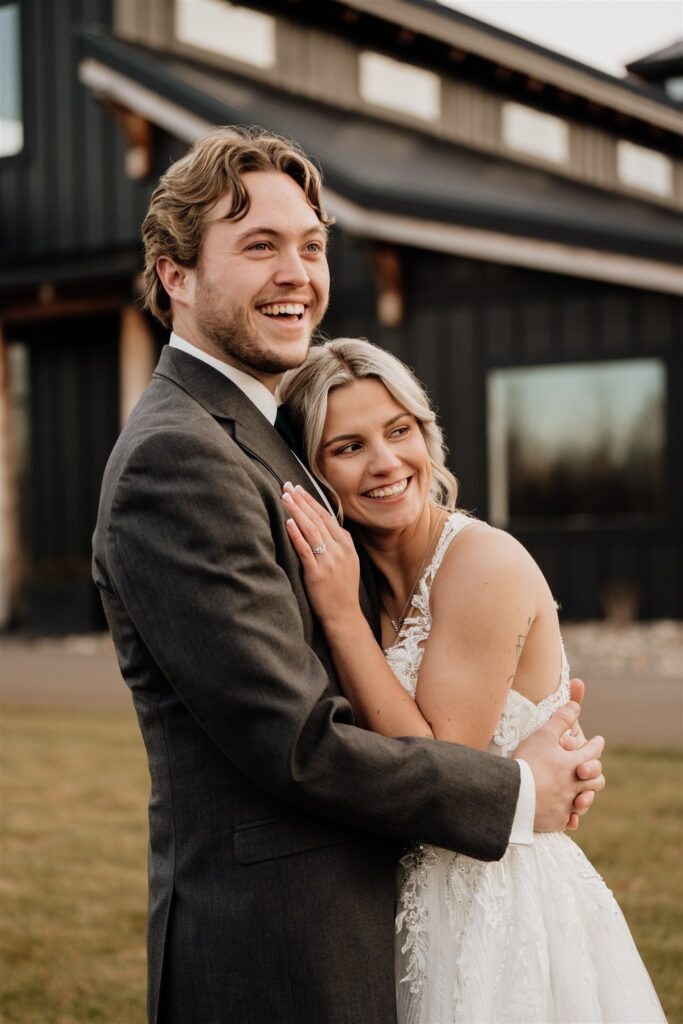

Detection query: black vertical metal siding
xmin=325 ymin=235 xmax=682 ymax=619
xmin=0 ymin=0 xmax=152 ymax=262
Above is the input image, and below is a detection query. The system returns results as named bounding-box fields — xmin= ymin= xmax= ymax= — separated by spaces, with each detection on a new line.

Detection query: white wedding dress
xmin=387 ymin=512 xmax=666 ymax=1024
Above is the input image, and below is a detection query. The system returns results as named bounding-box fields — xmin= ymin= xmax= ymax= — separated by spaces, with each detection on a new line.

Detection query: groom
xmin=93 ymin=127 xmax=605 ymax=1024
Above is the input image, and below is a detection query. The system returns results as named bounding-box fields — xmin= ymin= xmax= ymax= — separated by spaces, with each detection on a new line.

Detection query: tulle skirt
xmin=395 ymin=832 xmax=665 ymax=1024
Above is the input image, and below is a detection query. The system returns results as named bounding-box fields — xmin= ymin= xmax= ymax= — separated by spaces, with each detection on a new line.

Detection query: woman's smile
xmin=362 ymin=476 xmax=412 ymax=502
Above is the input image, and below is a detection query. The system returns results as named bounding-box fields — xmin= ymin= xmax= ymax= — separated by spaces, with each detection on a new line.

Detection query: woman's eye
xmin=336 ymin=442 xmax=361 ymax=455
xmin=390 ymin=425 xmax=410 ymax=438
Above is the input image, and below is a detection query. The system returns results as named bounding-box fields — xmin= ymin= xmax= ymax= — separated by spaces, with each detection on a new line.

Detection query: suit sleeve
xmin=106 ymin=426 xmax=520 ymax=861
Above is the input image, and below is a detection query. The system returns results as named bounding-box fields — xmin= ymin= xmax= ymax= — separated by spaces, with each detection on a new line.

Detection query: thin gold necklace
xmin=381 ymin=509 xmax=446 ymax=637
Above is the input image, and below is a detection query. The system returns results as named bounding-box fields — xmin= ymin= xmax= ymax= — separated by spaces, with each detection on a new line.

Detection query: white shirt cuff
xmin=509 ymin=759 xmax=535 ymax=845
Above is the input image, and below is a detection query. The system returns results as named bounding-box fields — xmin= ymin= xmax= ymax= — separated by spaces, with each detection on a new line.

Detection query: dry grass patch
xmin=1 ymin=705 xmax=681 ymax=1023
xmin=1 ymin=706 xmax=148 ymax=1023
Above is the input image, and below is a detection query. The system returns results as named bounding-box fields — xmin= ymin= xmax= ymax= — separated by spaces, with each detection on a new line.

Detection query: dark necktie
xmin=274 ymin=405 xmax=305 ymax=461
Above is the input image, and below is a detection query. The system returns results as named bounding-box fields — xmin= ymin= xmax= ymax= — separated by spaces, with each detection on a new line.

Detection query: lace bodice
xmin=384 ymin=511 xmax=570 ymax=757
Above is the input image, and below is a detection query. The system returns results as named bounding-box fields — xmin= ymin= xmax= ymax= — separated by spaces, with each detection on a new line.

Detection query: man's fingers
xmin=547 ymin=700 xmax=581 ymax=737
xmin=574 ymin=790 xmax=595 ymax=813
xmin=569 ymin=678 xmax=585 ymax=705
xmin=575 ymin=734 xmax=605 ymax=764
xmin=577 ymin=765 xmax=606 ymax=791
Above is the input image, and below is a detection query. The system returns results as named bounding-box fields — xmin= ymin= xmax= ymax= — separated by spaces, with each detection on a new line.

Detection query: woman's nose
xmin=368 ymin=443 xmax=402 ymax=475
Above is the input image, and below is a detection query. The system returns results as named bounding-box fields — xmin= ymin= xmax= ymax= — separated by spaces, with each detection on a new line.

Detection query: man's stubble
xmin=194 ymin=269 xmax=327 ymax=377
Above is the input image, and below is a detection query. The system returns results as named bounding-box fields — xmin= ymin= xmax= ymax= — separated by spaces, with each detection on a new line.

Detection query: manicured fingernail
xmin=286 ymin=518 xmax=294 ymax=526
xmin=282 ymin=492 xmax=294 ymax=504
xmin=283 ymin=481 xmax=294 ymax=491
xmin=295 ymin=485 xmax=306 ymax=493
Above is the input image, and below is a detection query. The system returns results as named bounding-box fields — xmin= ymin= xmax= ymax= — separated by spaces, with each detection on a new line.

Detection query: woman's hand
xmin=282 ymin=483 xmax=362 ymax=628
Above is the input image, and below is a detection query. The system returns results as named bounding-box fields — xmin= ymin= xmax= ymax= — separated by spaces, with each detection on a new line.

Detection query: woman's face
xmin=317 ymin=377 xmax=432 ymax=534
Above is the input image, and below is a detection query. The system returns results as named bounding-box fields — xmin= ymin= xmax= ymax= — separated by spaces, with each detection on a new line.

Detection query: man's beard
xmin=194 ymin=274 xmax=324 ymax=376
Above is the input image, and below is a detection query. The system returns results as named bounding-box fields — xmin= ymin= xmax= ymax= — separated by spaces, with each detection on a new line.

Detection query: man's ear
xmin=156 ymin=256 xmax=195 ymax=306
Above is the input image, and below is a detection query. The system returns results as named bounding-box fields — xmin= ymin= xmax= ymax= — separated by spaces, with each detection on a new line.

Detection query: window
xmin=175 ymin=0 xmax=275 ymax=69
xmin=665 ymin=76 xmax=683 ymax=102
xmin=617 ymin=140 xmax=672 ymax=197
xmin=0 ymin=3 xmax=23 ymax=158
xmin=359 ymin=52 xmax=441 ymax=122
xmin=502 ymin=102 xmax=568 ymax=164
xmin=487 ymin=359 xmax=666 ymax=526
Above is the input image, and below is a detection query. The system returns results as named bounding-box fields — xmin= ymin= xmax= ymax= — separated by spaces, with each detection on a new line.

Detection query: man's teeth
xmin=259 ymin=303 xmax=305 ymax=317
xmin=365 ymin=479 xmax=408 ymax=499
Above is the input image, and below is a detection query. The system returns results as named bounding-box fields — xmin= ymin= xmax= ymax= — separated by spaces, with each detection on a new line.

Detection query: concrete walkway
xmin=1 ymin=627 xmax=681 ymax=747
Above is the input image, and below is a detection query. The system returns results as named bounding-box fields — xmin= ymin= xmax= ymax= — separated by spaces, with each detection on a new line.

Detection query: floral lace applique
xmin=395 ymin=844 xmax=441 ymax=995
xmin=385 ymin=512 xmax=474 ymax=699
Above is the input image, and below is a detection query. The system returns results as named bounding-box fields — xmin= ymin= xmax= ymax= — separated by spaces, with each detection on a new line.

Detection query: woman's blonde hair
xmin=141 ymin=125 xmax=334 ymax=328
xmin=279 ymin=338 xmax=459 ymax=518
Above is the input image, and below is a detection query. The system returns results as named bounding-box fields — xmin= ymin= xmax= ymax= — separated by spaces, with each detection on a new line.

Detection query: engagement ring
xmin=312 ymin=543 xmax=326 ymax=555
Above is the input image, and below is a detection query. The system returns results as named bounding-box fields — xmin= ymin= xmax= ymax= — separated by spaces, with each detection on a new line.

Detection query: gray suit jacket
xmin=92 ymin=346 xmax=520 ymax=1024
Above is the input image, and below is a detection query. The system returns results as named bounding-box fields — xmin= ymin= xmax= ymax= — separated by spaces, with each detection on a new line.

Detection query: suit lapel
xmin=153 ymin=346 xmax=381 ymax=640
xmin=153 ymin=346 xmax=311 ymax=492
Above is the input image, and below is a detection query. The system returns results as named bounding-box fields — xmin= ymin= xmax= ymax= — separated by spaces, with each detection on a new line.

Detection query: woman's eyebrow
xmin=321 ymin=413 xmax=408 ymax=449
xmin=321 ymin=431 xmax=359 ymax=450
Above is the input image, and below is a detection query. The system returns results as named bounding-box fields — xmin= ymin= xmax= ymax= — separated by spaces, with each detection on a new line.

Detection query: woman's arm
xmin=282 ymin=484 xmax=435 ymax=739
xmin=416 ymin=525 xmax=555 ymax=749
xmin=282 ymin=487 xmax=560 ymax=751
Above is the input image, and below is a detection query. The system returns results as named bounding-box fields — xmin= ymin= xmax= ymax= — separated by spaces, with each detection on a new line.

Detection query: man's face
xmin=180 ymin=170 xmax=330 ymax=388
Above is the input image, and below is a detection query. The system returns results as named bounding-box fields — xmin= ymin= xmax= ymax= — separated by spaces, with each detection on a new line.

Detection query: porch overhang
xmin=78 ymin=28 xmax=683 ymax=296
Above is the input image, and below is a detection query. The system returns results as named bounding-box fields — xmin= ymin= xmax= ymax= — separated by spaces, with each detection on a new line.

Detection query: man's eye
xmin=248 ymin=242 xmax=271 ymax=252
xmin=305 ymin=242 xmax=324 ymax=254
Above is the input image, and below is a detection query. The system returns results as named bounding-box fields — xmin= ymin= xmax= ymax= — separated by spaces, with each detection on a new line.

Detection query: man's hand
xmin=516 ymin=677 xmax=605 ymax=832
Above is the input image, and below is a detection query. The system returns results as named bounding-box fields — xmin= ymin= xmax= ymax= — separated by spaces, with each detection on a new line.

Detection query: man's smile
xmin=257 ymin=301 xmax=306 ymax=322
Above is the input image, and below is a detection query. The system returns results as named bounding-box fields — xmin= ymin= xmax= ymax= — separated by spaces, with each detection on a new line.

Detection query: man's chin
xmin=257 ymin=337 xmax=313 ymax=374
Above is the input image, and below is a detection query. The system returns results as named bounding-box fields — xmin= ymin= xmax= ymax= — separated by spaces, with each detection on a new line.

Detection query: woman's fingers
xmin=284 ymin=516 xmax=319 ymax=569
xmin=286 ymin=483 xmax=343 ymax=533
xmin=282 ymin=489 xmax=328 ymax=555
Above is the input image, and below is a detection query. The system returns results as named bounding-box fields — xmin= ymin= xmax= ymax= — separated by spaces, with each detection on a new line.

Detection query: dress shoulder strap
xmin=423 ymin=511 xmax=477 ymax=592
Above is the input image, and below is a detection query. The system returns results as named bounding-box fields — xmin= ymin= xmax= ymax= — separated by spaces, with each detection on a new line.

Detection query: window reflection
xmin=487 ymin=359 xmax=666 ymax=525
xmin=0 ymin=3 xmax=23 ymax=158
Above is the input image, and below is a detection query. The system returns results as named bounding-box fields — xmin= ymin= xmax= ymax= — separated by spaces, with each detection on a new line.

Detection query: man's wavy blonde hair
xmin=141 ymin=125 xmax=334 ymax=328
xmin=279 ymin=338 xmax=459 ymax=518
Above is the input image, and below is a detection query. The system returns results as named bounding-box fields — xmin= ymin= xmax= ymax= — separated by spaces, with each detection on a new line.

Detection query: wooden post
xmin=119 ymin=305 xmax=157 ymax=428
xmin=0 ymin=321 xmax=22 ymax=628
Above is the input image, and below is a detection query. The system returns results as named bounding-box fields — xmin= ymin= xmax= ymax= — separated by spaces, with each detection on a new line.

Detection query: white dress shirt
xmin=168 ymin=332 xmax=535 ymax=845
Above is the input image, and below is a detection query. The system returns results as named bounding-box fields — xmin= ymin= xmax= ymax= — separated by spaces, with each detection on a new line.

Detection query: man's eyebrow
xmin=232 ymin=225 xmax=327 ymax=242
xmin=321 ymin=413 xmax=408 ymax=449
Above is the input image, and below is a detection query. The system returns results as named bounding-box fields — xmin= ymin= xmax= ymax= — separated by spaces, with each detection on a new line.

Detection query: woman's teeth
xmin=365 ymin=479 xmax=409 ymax=500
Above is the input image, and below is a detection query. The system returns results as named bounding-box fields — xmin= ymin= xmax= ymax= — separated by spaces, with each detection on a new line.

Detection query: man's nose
xmin=272 ymin=248 xmax=310 ymax=287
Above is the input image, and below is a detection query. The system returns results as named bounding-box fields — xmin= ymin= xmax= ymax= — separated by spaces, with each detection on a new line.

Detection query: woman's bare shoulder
xmin=432 ymin=518 xmax=547 ymax=607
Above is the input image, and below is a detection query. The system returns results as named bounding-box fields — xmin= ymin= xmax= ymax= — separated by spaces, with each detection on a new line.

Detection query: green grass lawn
xmin=1 ymin=705 xmax=681 ymax=1023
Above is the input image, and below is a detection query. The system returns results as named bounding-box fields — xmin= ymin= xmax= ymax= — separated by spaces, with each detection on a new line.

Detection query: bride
xmin=278 ymin=338 xmax=665 ymax=1024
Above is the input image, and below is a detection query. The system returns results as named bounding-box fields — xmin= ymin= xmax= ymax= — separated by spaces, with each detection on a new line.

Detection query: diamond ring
xmin=312 ymin=543 xmax=327 ymax=555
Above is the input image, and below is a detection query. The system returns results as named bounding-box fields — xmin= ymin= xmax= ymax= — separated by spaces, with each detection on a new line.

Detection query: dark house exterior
xmin=1 ymin=0 xmax=682 ymax=631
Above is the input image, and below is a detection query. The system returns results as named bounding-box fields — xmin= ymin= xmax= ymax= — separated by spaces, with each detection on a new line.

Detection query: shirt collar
xmin=169 ymin=332 xmax=278 ymax=425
